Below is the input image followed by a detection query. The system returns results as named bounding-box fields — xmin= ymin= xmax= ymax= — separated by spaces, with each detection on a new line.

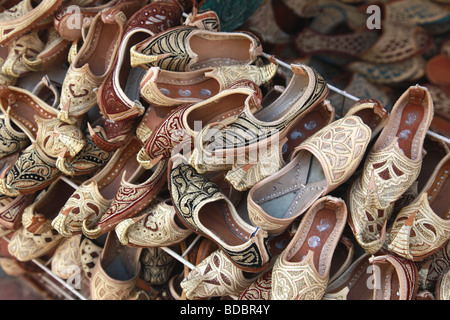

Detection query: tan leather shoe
xmin=59 ymin=7 xmax=127 ymax=123
xmin=348 ymin=85 xmax=434 ymax=255
xmin=248 ymin=115 xmax=371 ymax=235
xmin=189 ymin=64 xmax=329 ymax=174
xmin=90 ymin=0 xmax=183 ymax=152
xmin=388 ymin=153 xmax=450 ymax=261
xmin=7 ymin=178 xmax=75 ymax=261
xmin=90 ymin=232 xmax=142 ymax=300
xmin=139 ymin=60 xmax=277 ymax=109
xmin=271 ymin=196 xmax=347 ymax=300
xmin=0 ymin=0 xmax=63 ymax=45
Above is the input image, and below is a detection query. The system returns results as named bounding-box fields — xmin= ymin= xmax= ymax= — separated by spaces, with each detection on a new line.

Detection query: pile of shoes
xmin=0 ymin=0 xmax=448 ymax=301
xmin=244 ymin=0 xmax=450 ymax=137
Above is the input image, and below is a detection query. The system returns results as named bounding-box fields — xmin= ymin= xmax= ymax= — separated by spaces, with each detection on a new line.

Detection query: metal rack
xmin=4 ymin=18 xmax=450 ymax=300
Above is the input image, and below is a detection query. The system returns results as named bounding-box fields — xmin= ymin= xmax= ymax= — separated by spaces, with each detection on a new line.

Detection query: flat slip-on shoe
xmin=238 ymin=234 xmax=355 ymax=300
xmin=180 ymin=248 xmax=261 ymax=300
xmin=139 ymin=59 xmax=277 ymax=109
xmin=0 ymin=0 xmax=63 ymax=45
xmin=83 ymin=158 xmax=168 ymax=238
xmin=189 ymin=64 xmax=328 ymax=174
xmin=7 ymin=178 xmax=74 ymax=261
xmin=50 ymin=233 xmax=82 ymax=280
xmin=90 ymin=0 xmax=184 ymax=152
xmin=115 ymin=198 xmax=192 ymax=248
xmin=169 ymin=155 xmax=271 ymax=272
xmin=137 ymin=80 xmax=262 ymax=170
xmin=0 ymin=76 xmax=60 ymax=159
xmin=59 ymin=7 xmax=127 ymax=123
xmin=1 ymin=30 xmax=45 ymax=78
xmin=51 ymin=137 xmax=142 ymax=237
xmin=271 ymin=196 xmax=347 ymax=300
xmin=348 ymin=85 xmax=434 ymax=255
xmin=388 ymin=153 xmax=450 ymax=261
xmin=224 ymin=99 xmax=335 ymax=192
xmin=130 ymin=26 xmax=263 ymax=71
xmin=248 ymin=115 xmax=371 ymax=235
xmin=90 ymin=231 xmax=142 ymax=300
xmin=21 ymin=27 xmax=71 ymax=73
xmin=0 ymin=125 xmax=113 ymax=197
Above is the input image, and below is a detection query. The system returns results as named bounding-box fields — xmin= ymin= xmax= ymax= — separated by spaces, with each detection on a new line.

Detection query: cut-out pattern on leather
xmin=389 ymin=193 xmax=450 ymax=260
xmin=349 ymin=140 xmax=422 ymax=251
xmin=181 ymin=250 xmax=256 ymax=299
xmin=115 ymin=200 xmax=192 ymax=247
xmin=271 ymin=252 xmax=328 ymax=300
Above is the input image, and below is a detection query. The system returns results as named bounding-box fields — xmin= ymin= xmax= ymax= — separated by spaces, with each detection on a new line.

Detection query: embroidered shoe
xmin=137 ymin=80 xmax=262 ymax=170
xmin=169 ymin=155 xmax=271 ymax=272
xmin=271 ymin=196 xmax=348 ymax=300
xmin=247 ymin=115 xmax=371 ymax=235
xmin=388 ymin=153 xmax=450 ymax=261
xmin=189 ymin=63 xmax=329 ymax=174
xmin=7 ymin=178 xmax=75 ymax=261
xmin=139 ymin=59 xmax=277 ymax=109
xmin=130 ymin=26 xmax=263 ymax=71
xmin=58 ymin=7 xmax=127 ymax=123
xmin=348 ymin=85 xmax=434 ymax=255
xmin=89 ymin=0 xmax=184 ymax=152
xmin=0 ymin=0 xmax=63 ymax=45
xmin=51 ymin=137 xmax=141 ymax=237
xmin=115 ymin=198 xmax=192 ymax=248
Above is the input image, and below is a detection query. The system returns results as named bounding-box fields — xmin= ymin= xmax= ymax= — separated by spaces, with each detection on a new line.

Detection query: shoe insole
xmin=395 ymin=102 xmax=425 ymax=159
xmin=259 ymin=152 xmax=326 ymax=220
xmin=97 ymin=141 xmax=142 ymax=199
xmin=189 ymin=35 xmax=252 ymax=68
xmin=288 ymin=207 xmax=337 ymax=277
xmin=199 ymin=199 xmax=251 ymax=247
xmin=373 ymin=264 xmax=400 ymax=300
xmin=282 ymin=105 xmax=330 ymax=162
xmin=327 ymin=256 xmax=374 ymax=300
xmin=157 ymin=77 xmax=220 ymax=102
xmin=2 ymin=94 xmax=45 ymax=133
xmin=253 ymin=74 xmax=308 ymax=123
xmin=38 ymin=180 xmax=75 ymax=220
